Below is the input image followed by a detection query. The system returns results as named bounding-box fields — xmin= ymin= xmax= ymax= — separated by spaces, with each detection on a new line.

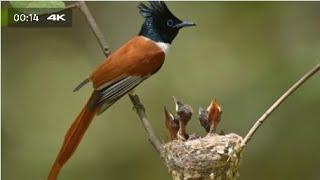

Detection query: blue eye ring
xmin=167 ymin=19 xmax=174 ymax=27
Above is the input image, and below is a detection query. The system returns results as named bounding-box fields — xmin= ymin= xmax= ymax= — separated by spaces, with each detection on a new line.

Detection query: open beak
xmin=174 ymin=20 xmax=196 ymax=29
xmin=173 ymin=96 xmax=180 ymax=111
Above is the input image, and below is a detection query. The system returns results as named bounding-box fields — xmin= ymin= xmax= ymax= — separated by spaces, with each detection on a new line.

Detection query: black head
xmin=138 ymin=1 xmax=195 ymax=44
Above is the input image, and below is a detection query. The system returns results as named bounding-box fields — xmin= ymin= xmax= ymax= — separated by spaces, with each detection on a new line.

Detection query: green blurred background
xmin=2 ymin=1 xmax=320 ymax=180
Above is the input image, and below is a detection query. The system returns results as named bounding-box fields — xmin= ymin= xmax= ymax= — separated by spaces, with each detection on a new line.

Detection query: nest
xmin=163 ymin=133 xmax=243 ymax=180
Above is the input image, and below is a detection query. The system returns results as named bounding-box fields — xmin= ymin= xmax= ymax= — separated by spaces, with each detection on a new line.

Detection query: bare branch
xmin=129 ymin=94 xmax=164 ymax=155
xmin=68 ymin=1 xmax=163 ymax=155
xmin=77 ymin=1 xmax=111 ymax=57
xmin=241 ymin=63 xmax=320 ymax=149
xmin=64 ymin=2 xmax=78 ymax=10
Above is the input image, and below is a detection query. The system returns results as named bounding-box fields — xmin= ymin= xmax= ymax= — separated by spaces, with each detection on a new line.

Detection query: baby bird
xmin=198 ymin=98 xmax=222 ymax=134
xmin=164 ymin=106 xmax=179 ymax=140
xmin=173 ymin=96 xmax=193 ymax=141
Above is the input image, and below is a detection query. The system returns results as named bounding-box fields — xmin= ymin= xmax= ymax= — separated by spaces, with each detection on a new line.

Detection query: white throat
xmin=155 ymin=42 xmax=170 ymax=55
xmin=141 ymin=36 xmax=170 ymax=55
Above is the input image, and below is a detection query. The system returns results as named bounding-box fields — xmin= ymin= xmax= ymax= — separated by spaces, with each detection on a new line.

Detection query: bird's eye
xmin=166 ymin=19 xmax=174 ymax=27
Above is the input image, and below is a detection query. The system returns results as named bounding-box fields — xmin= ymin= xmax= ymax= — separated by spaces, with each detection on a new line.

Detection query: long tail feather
xmin=48 ymin=92 xmax=98 ymax=180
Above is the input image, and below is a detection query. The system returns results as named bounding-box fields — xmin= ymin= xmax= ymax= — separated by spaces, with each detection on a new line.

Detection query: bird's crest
xmin=138 ymin=1 xmax=174 ymax=18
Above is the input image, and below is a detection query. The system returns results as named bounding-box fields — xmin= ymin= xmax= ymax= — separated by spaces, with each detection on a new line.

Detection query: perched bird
xmin=198 ymin=98 xmax=222 ymax=134
xmin=48 ymin=2 xmax=195 ymax=180
xmin=173 ymin=96 xmax=193 ymax=141
xmin=164 ymin=106 xmax=179 ymax=140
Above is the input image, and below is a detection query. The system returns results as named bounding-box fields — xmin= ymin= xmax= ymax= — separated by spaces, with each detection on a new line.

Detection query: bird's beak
xmin=174 ymin=20 xmax=196 ymax=29
xmin=173 ymin=96 xmax=179 ymax=111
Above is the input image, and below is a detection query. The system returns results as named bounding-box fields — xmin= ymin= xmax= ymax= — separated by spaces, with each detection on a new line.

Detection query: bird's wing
xmin=88 ymin=36 xmax=165 ymax=114
xmin=90 ymin=36 xmax=165 ymax=90
xmin=93 ymin=76 xmax=146 ymax=115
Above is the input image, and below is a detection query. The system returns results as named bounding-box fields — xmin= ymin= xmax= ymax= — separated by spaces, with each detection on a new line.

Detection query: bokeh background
xmin=2 ymin=1 xmax=320 ymax=180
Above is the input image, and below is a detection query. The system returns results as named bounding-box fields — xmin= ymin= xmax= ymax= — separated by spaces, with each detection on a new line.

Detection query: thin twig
xmin=129 ymin=94 xmax=164 ymax=155
xmin=241 ymin=63 xmax=320 ymax=149
xmin=77 ymin=1 xmax=111 ymax=57
xmin=67 ymin=1 xmax=163 ymax=154
xmin=64 ymin=2 xmax=78 ymax=10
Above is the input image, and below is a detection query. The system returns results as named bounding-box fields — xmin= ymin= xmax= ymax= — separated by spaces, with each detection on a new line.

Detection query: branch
xmin=64 ymin=2 xmax=78 ymax=10
xmin=129 ymin=94 xmax=164 ymax=155
xmin=76 ymin=1 xmax=111 ymax=57
xmin=68 ymin=1 xmax=163 ymax=154
xmin=241 ymin=63 xmax=320 ymax=149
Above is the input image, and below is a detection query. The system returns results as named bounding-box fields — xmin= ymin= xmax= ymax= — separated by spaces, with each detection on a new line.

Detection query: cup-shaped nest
xmin=163 ymin=133 xmax=243 ymax=180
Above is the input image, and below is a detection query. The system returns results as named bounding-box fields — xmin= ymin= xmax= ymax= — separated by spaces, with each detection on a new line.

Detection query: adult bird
xmin=48 ymin=1 xmax=195 ymax=180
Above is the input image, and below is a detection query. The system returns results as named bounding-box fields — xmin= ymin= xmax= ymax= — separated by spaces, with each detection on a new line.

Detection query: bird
xmin=198 ymin=98 xmax=222 ymax=134
xmin=48 ymin=2 xmax=195 ymax=180
xmin=173 ymin=96 xmax=193 ymax=141
xmin=198 ymin=107 xmax=210 ymax=132
xmin=164 ymin=106 xmax=179 ymax=140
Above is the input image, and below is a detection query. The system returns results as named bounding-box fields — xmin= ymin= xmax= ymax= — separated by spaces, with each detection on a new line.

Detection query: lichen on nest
xmin=163 ymin=133 xmax=243 ymax=180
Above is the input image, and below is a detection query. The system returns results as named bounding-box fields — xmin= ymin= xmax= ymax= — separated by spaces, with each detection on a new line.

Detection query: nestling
xmin=164 ymin=106 xmax=180 ymax=140
xmin=173 ymin=96 xmax=193 ymax=140
xmin=199 ymin=98 xmax=222 ymax=134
